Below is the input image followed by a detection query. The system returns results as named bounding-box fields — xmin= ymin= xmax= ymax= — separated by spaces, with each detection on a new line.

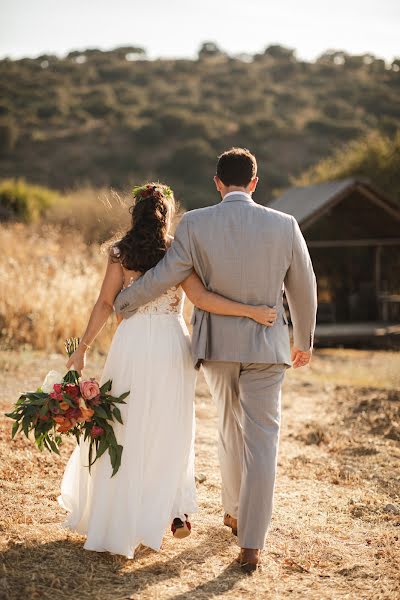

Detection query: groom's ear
xmin=249 ymin=177 xmax=259 ymax=192
xmin=214 ymin=176 xmax=222 ymax=192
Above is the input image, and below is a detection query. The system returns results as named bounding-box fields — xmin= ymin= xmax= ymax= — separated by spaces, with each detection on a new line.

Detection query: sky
xmin=0 ymin=0 xmax=399 ymax=62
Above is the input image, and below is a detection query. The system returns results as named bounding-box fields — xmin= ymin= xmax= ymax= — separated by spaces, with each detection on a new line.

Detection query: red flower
xmin=65 ymin=384 xmax=80 ymax=399
xmin=65 ymin=407 xmax=81 ymax=420
xmin=91 ymin=425 xmax=104 ymax=439
xmin=53 ymin=384 xmax=62 ymax=394
xmin=50 ymin=392 xmax=63 ymax=401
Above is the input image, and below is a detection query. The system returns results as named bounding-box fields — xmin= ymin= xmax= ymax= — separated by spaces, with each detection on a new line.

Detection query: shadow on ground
xmin=1 ymin=527 xmax=248 ymax=600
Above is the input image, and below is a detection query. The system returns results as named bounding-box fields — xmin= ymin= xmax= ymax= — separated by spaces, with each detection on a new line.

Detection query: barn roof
xmin=268 ymin=178 xmax=400 ymax=229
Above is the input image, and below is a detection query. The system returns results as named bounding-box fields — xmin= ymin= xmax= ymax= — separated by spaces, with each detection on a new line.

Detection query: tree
xmin=198 ymin=42 xmax=224 ymax=60
xmin=264 ymin=45 xmax=296 ymax=61
xmin=293 ymin=130 xmax=400 ymax=203
xmin=0 ymin=119 xmax=18 ymax=155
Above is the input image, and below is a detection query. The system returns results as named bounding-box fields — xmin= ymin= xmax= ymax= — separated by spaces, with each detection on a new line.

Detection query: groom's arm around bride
xmin=114 ymin=150 xmax=317 ymax=371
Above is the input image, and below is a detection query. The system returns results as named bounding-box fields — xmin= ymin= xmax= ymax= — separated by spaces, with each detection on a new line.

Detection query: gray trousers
xmin=202 ymin=361 xmax=286 ymax=550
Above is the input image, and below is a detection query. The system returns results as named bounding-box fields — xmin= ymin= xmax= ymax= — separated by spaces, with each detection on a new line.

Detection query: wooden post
xmin=374 ymin=246 xmax=383 ymax=319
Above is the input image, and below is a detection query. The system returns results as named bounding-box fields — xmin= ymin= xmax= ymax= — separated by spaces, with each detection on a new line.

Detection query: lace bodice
xmin=125 ymin=279 xmax=185 ymax=316
xmin=111 ymin=246 xmax=184 ymax=316
xmin=138 ymin=286 xmax=185 ymax=316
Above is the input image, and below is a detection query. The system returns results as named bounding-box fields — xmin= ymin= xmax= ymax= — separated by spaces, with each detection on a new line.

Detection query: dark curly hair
xmin=111 ymin=183 xmax=176 ymax=273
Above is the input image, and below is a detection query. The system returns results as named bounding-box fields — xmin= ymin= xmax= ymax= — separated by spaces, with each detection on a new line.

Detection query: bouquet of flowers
xmin=5 ymin=338 xmax=129 ymax=476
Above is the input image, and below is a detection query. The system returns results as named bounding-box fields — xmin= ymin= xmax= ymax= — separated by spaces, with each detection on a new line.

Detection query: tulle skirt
xmin=58 ymin=313 xmax=197 ymax=558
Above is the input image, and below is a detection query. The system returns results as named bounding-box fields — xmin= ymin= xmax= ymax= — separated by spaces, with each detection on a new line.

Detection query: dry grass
xmin=1 ymin=349 xmax=399 ymax=600
xmin=0 ymin=224 xmax=116 ymax=353
xmin=46 ymin=187 xmax=131 ymax=244
xmin=0 ymin=220 xmax=189 ymax=354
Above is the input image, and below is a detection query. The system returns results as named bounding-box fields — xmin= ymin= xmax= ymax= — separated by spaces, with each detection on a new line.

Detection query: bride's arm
xmin=181 ymin=272 xmax=277 ymax=326
xmin=66 ymin=257 xmax=124 ymax=373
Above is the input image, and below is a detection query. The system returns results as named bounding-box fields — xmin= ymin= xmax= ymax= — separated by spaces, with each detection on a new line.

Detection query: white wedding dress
xmin=58 ymin=286 xmax=197 ymax=558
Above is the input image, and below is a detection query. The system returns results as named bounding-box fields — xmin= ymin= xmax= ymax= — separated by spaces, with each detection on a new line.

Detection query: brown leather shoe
xmin=223 ymin=513 xmax=238 ymax=536
xmin=237 ymin=548 xmax=261 ymax=573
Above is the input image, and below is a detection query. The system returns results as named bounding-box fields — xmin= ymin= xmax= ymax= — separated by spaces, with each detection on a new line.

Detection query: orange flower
xmin=59 ymin=401 xmax=70 ymax=411
xmin=82 ymin=408 xmax=95 ymax=421
xmin=78 ymin=398 xmax=95 ymax=421
xmin=57 ymin=419 xmax=73 ymax=433
xmin=54 ymin=416 xmax=66 ymax=425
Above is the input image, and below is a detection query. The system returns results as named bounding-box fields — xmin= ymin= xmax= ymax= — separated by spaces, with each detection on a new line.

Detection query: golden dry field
xmin=0 ymin=224 xmax=399 ymax=599
xmin=0 ymin=223 xmax=119 ymax=354
xmin=1 ymin=349 xmax=399 ymax=599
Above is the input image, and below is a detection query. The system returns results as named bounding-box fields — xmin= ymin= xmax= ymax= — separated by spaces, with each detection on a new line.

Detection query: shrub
xmin=305 ymin=118 xmax=362 ymax=139
xmin=0 ymin=179 xmax=60 ymax=222
xmin=81 ymin=88 xmax=116 ymax=118
xmin=160 ymin=139 xmax=214 ymax=184
xmin=0 ymin=119 xmax=18 ymax=155
xmin=293 ymin=130 xmax=400 ymax=203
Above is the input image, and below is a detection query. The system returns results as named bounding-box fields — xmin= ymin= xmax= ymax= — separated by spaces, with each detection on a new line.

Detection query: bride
xmin=58 ymin=182 xmax=277 ymax=559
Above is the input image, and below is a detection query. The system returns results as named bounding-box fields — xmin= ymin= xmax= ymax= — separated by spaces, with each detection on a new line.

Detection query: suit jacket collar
xmin=222 ymin=192 xmax=254 ymax=204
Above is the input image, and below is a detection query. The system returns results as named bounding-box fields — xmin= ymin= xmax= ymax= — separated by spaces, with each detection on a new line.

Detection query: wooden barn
xmin=269 ymin=178 xmax=400 ymax=346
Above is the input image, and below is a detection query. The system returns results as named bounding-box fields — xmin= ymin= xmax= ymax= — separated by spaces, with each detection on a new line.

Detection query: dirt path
xmin=0 ymin=349 xmax=399 ymax=600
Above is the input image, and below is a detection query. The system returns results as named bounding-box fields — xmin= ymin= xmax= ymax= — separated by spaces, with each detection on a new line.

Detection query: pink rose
xmin=91 ymin=425 xmax=104 ymax=438
xmin=80 ymin=379 xmax=100 ymax=400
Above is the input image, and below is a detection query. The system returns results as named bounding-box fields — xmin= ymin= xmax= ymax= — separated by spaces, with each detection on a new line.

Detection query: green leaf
xmin=112 ymin=406 xmax=123 ymax=425
xmin=100 ymin=380 xmax=112 ymax=394
xmin=111 ymin=445 xmax=123 ymax=477
xmin=94 ymin=406 xmax=109 ymax=419
xmin=39 ymin=403 xmax=49 ymax=416
xmin=88 ymin=442 xmax=93 ymax=472
xmin=47 ymin=437 xmax=60 ymax=455
xmin=22 ymin=416 xmax=30 ymax=438
xmin=11 ymin=421 xmax=19 ymax=438
xmin=5 ymin=411 xmax=18 ymax=419
xmin=109 ymin=443 xmax=117 ymax=469
xmin=96 ymin=437 xmax=109 ymax=460
xmin=118 ymin=391 xmax=130 ymax=402
xmin=63 ymin=369 xmax=80 ymax=385
xmin=43 ymin=437 xmax=52 ymax=452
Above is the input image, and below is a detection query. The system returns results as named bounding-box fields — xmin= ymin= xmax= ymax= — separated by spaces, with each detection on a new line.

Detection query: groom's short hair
xmin=216 ymin=147 xmax=257 ymax=186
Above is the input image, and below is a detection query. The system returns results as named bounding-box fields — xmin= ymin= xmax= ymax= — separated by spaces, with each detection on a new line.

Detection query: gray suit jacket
xmin=114 ymin=193 xmax=317 ymax=368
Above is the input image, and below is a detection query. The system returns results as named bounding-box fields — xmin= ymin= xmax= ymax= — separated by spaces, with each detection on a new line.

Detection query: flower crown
xmin=132 ymin=183 xmax=174 ymax=202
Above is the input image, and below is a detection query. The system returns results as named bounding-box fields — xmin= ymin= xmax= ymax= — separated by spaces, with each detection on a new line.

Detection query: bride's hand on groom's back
xmin=249 ymin=305 xmax=277 ymax=326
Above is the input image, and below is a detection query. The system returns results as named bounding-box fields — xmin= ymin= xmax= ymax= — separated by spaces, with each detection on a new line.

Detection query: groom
xmin=115 ymin=147 xmax=317 ymax=571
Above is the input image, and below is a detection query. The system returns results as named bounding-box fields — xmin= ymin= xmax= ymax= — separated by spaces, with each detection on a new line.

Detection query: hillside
xmin=1 ymin=44 xmax=399 ymax=209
